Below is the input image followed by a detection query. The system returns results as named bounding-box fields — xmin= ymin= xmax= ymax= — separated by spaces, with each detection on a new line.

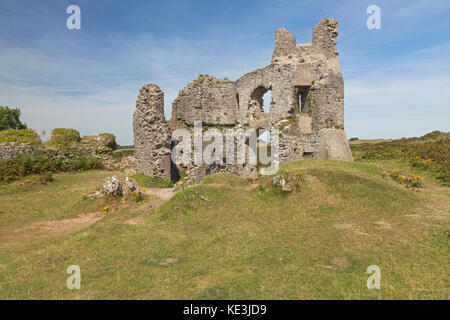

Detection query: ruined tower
xmin=133 ymin=84 xmax=172 ymax=181
xmin=133 ymin=19 xmax=353 ymax=182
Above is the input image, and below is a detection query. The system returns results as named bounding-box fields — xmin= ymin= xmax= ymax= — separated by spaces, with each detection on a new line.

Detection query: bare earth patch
xmin=144 ymin=187 xmax=175 ymax=201
xmin=17 ymin=211 xmax=104 ymax=233
xmin=159 ymin=257 xmax=178 ymax=266
xmin=123 ymin=216 xmax=145 ymax=226
xmin=1 ymin=211 xmax=104 ymax=246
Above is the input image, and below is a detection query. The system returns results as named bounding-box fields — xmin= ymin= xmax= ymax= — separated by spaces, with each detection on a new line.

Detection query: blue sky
xmin=0 ymin=0 xmax=449 ymax=145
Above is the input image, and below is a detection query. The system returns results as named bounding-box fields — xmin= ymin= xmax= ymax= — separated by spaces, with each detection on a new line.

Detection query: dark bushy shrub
xmin=0 ymin=106 xmax=27 ymax=131
xmin=0 ymin=151 xmax=104 ymax=183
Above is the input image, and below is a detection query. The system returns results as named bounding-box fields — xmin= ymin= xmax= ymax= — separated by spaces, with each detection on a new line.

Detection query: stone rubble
xmin=102 ymin=176 xmax=122 ymax=196
xmin=122 ymin=176 xmax=141 ymax=196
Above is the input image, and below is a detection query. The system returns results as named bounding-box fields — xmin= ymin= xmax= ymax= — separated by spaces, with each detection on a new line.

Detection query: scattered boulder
xmin=103 ymin=176 xmax=122 ymax=196
xmin=123 ymin=177 xmax=141 ymax=195
xmin=317 ymin=129 xmax=353 ymax=161
xmin=272 ymin=175 xmax=292 ymax=192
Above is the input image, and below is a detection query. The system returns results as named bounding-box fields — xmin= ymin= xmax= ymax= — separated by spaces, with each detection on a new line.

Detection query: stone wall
xmin=235 ymin=64 xmax=296 ymax=123
xmin=0 ymin=136 xmax=115 ymax=161
xmin=0 ymin=142 xmax=34 ymax=159
xmin=172 ymin=75 xmax=238 ymax=126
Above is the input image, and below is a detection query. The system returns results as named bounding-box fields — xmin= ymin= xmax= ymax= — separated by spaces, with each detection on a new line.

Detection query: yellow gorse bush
xmin=380 ymin=169 xmax=423 ymax=189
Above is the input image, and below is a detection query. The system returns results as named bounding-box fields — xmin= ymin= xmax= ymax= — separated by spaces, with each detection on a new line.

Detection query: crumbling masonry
xmin=133 ymin=19 xmax=353 ymax=183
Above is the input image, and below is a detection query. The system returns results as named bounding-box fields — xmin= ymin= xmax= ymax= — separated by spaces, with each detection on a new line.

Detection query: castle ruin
xmin=133 ymin=19 xmax=353 ymax=183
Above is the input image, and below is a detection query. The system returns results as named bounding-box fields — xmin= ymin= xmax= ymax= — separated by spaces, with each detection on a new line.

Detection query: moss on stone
xmin=98 ymin=133 xmax=117 ymax=150
xmin=0 ymin=129 xmax=42 ymax=145
xmin=49 ymin=128 xmax=81 ymax=147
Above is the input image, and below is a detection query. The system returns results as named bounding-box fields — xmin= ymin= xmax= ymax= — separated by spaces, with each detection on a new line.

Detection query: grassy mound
xmin=49 ymin=128 xmax=81 ymax=147
xmin=1 ymin=160 xmax=445 ymax=299
xmin=131 ymin=173 xmax=173 ymax=188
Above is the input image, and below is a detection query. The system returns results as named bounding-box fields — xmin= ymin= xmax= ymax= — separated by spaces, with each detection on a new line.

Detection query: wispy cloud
xmin=345 ymin=42 xmax=450 ymax=138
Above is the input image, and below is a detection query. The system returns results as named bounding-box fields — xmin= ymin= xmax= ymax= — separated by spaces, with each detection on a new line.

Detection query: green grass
xmin=0 ymin=160 xmax=448 ymax=299
xmin=131 ymin=173 xmax=174 ymax=188
xmin=111 ymin=148 xmax=134 ymax=161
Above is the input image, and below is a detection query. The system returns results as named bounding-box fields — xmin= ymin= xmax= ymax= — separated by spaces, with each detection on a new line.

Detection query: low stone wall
xmin=0 ymin=135 xmax=117 ymax=164
xmin=0 ymin=142 xmax=34 ymax=159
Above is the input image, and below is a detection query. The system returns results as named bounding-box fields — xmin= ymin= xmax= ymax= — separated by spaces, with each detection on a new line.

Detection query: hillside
xmin=350 ymin=131 xmax=449 ymax=186
xmin=0 ymin=157 xmax=448 ymax=299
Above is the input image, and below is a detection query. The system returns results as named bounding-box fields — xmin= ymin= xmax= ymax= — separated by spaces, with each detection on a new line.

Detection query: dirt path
xmin=15 ymin=211 xmax=104 ymax=234
xmin=2 ymin=187 xmax=178 ymax=247
xmin=144 ymin=187 xmax=175 ymax=201
xmin=1 ymin=211 xmax=104 ymax=247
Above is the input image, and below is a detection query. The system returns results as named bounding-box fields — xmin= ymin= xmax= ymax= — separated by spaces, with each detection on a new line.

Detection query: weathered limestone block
xmin=120 ymin=156 xmax=135 ymax=169
xmin=103 ymin=176 xmax=122 ymax=196
xmin=317 ymin=129 xmax=353 ymax=161
xmin=123 ymin=177 xmax=141 ymax=195
xmin=133 ymin=84 xmax=172 ymax=181
xmin=272 ymin=175 xmax=292 ymax=192
xmin=296 ymin=115 xmax=312 ymax=134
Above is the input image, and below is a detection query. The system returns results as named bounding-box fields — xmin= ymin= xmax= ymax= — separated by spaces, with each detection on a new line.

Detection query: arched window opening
xmin=249 ymin=86 xmax=272 ymax=120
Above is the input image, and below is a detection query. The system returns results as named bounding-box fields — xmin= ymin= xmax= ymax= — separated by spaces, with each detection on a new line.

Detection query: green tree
xmin=0 ymin=106 xmax=27 ymax=131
